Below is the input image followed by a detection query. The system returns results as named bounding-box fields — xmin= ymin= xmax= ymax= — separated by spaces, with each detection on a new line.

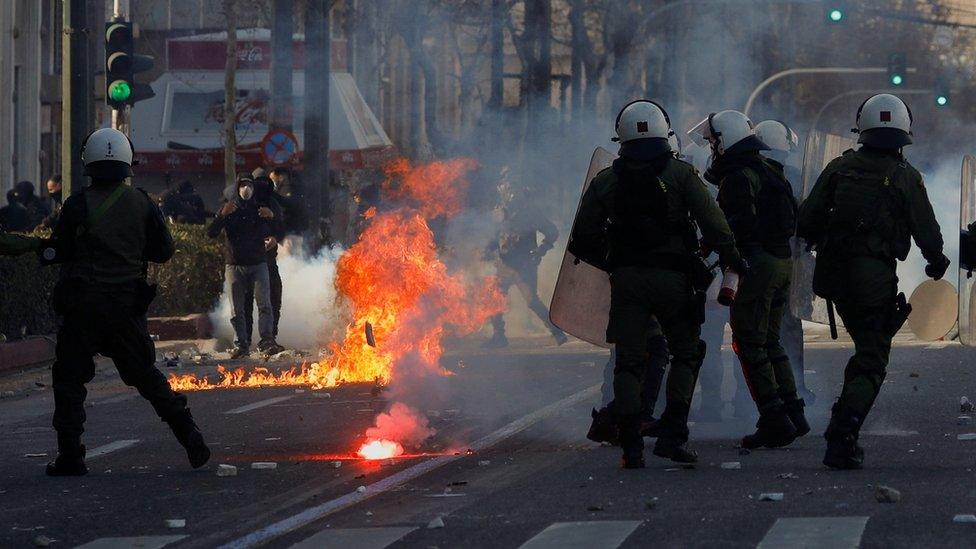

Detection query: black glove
xmin=725 ymin=256 xmax=750 ymax=277
xmin=925 ymin=253 xmax=951 ymax=280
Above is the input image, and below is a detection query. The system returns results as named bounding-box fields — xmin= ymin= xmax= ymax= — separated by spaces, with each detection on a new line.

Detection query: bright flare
xmin=358 ymin=439 xmax=404 ymax=460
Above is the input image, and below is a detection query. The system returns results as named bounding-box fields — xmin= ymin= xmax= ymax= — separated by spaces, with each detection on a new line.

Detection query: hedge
xmin=0 ymin=223 xmax=224 ymax=339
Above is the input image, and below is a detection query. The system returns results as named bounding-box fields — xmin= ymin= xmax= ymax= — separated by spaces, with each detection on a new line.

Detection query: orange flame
xmin=168 ymin=157 xmax=505 ymax=392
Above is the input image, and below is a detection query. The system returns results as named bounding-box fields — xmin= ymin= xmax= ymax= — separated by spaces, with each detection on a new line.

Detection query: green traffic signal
xmin=891 ymin=74 xmax=903 ymax=86
xmin=108 ymin=80 xmax=132 ymax=102
xmin=936 ymin=95 xmax=949 ymax=107
xmin=828 ymin=8 xmax=844 ymax=22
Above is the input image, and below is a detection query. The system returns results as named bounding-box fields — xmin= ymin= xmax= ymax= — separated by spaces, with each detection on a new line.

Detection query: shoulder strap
xmin=77 ymin=184 xmax=128 ymax=237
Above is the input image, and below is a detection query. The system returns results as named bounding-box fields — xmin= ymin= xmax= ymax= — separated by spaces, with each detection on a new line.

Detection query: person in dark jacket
xmin=268 ymin=166 xmax=309 ymax=235
xmin=45 ymin=128 xmax=210 ymax=476
xmin=39 ymin=174 xmax=64 ymax=230
xmin=0 ymin=189 xmax=29 ymax=232
xmin=160 ymin=180 xmax=208 ymax=225
xmin=14 ymin=180 xmax=50 ymax=229
xmin=243 ymin=174 xmax=286 ymax=345
xmin=207 ymin=175 xmax=283 ymax=358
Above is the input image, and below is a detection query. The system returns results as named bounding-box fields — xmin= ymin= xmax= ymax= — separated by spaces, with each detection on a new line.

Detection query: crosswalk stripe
xmin=288 ymin=526 xmax=417 ymax=549
xmin=519 ymin=521 xmax=642 ymax=549
xmin=757 ymin=516 xmax=869 ymax=548
xmin=225 ymin=396 xmax=294 ymax=414
xmin=87 ymin=439 xmax=140 ymax=460
xmin=75 ymin=535 xmax=187 ymax=549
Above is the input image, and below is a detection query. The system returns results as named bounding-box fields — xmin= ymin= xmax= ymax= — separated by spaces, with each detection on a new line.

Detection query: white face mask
xmin=239 ymin=185 xmax=254 ymax=201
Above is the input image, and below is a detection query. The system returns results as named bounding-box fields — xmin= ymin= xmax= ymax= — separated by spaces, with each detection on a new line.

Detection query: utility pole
xmin=270 ymin=0 xmax=293 ymax=131
xmin=61 ymin=0 xmax=93 ymax=197
xmin=304 ymin=0 xmax=330 ymax=245
xmin=111 ymin=0 xmax=130 ymax=134
xmin=223 ymin=0 xmax=238 ymax=191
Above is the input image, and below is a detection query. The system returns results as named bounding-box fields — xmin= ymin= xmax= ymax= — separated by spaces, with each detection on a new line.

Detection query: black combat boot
xmin=741 ymin=404 xmax=797 ymax=449
xmin=166 ymin=409 xmax=212 ymax=469
xmin=46 ymin=438 xmax=88 ymax=477
xmin=617 ymin=415 xmax=645 ymax=469
xmin=785 ymin=398 xmax=811 ymax=438
xmin=823 ymin=404 xmax=864 ymax=470
xmin=652 ymin=437 xmax=698 ymax=463
xmin=586 ymin=407 xmax=619 ymax=445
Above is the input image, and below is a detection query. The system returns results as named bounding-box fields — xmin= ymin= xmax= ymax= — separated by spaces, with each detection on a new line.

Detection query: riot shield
xmin=959 ymin=155 xmax=976 ymax=345
xmin=789 ymin=130 xmax=856 ymax=323
xmin=908 ymin=279 xmax=958 ymax=341
xmin=549 ymin=147 xmax=616 ymax=347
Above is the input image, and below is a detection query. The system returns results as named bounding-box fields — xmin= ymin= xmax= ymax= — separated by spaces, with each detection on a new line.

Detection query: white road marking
xmin=518 ymin=521 xmax=642 ymax=549
xmin=224 ymin=396 xmax=294 ymax=414
xmin=288 ymin=526 xmax=417 ymax=549
xmin=87 ymin=439 xmax=140 ymax=460
xmin=75 ymin=535 xmax=187 ymax=549
xmin=218 ymin=384 xmax=601 ymax=549
xmin=861 ymin=428 xmax=919 ymax=437
xmin=757 ymin=516 xmax=869 ymax=549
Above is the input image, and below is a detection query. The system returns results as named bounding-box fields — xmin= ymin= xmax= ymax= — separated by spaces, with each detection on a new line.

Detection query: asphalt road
xmin=1 ymin=337 xmax=975 ymax=548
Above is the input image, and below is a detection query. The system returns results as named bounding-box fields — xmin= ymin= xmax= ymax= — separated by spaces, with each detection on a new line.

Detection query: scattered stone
xmin=312 ymin=392 xmax=332 ymax=399
xmin=34 ymin=381 xmax=45 ymax=388
xmin=958 ymin=416 xmax=972 ymax=426
xmin=265 ymin=437 xmax=281 ymax=441
xmin=24 ymin=453 xmax=47 ymax=458
xmin=777 ymin=472 xmax=799 ymax=480
xmin=645 ymin=498 xmax=659 ymax=510
xmin=759 ymin=493 xmax=784 ymax=502
xmin=587 ymin=505 xmax=604 ymax=511
xmin=957 ymin=433 xmax=976 ymax=441
xmin=251 ymin=462 xmax=277 ymax=470
xmin=961 ymin=397 xmax=974 ymax=413
xmin=356 ymin=486 xmax=367 ymax=493
xmin=365 ymin=511 xmax=373 ymax=517
xmin=1 ymin=390 xmax=15 ymax=398
xmin=165 ymin=519 xmax=186 ymax=529
xmin=427 ymin=516 xmax=445 ymax=529
xmin=875 ymin=485 xmax=901 ymax=503
xmin=720 ymin=462 xmax=741 ymax=470
xmin=32 ymin=535 xmax=53 ymax=547
xmin=216 ymin=464 xmax=238 ymax=477
xmin=294 ymin=389 xmax=305 ymax=394
xmin=952 ymin=514 xmax=976 ymax=523
xmin=332 ymin=461 xmax=342 ymax=469
xmin=478 ymin=460 xmax=491 ymax=466
xmin=909 ymin=372 xmax=919 ymax=378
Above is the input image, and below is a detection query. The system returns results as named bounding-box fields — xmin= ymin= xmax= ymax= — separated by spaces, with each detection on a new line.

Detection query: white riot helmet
xmin=81 ymin=128 xmax=135 ymax=179
xmin=613 ymin=100 xmax=674 ymax=160
xmin=854 ymin=93 xmax=913 ymax=148
xmin=688 ymin=110 xmax=768 ymax=156
xmin=754 ymin=120 xmax=798 ymax=153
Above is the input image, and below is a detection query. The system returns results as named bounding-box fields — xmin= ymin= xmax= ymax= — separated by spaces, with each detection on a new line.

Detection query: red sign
xmin=167 ymin=39 xmax=348 ymax=71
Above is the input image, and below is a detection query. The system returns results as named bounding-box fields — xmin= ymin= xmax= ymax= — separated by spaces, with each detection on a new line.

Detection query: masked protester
xmin=754 ymin=120 xmax=815 ymax=406
xmin=695 ymin=110 xmax=809 ymax=450
xmin=45 ymin=128 xmax=210 ymax=476
xmin=208 ymin=175 xmax=283 ymax=358
xmin=798 ymin=94 xmax=946 ymax=469
xmin=572 ymin=100 xmax=744 ymax=467
xmin=14 ymin=180 xmax=51 ymax=229
xmin=242 ymin=174 xmax=286 ymax=350
xmin=38 ymin=174 xmax=64 ymax=230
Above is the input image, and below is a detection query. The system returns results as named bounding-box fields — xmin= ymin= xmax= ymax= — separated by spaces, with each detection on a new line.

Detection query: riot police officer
xmin=696 ymin=110 xmax=809 ymax=449
xmin=573 ymin=101 xmax=743 ymax=467
xmin=798 ymin=94 xmax=946 ymax=469
xmin=45 ymin=128 xmax=211 ymax=476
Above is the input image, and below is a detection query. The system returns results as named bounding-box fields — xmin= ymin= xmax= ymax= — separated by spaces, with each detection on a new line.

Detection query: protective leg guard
xmin=166 ymin=409 xmax=212 ymax=469
xmin=741 ymin=404 xmax=797 ymax=449
xmin=586 ymin=407 xmax=619 ymax=445
xmin=823 ymin=404 xmax=864 ymax=470
xmin=785 ymin=398 xmax=811 ymax=438
xmin=46 ymin=438 xmax=88 ymax=477
xmin=616 ymin=414 xmax=645 ymax=469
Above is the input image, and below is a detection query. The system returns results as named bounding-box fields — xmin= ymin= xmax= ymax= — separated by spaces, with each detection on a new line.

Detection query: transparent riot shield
xmin=549 ymin=147 xmax=616 ymax=347
xmin=908 ymin=279 xmax=958 ymax=341
xmin=958 ymin=155 xmax=976 ymax=345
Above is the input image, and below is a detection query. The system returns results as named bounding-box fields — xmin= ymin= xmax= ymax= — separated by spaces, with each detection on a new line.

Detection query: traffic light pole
xmin=61 ymin=0 xmax=93 ymax=197
xmin=743 ymin=66 xmax=918 ymax=117
xmin=111 ymin=0 xmax=130 ymax=135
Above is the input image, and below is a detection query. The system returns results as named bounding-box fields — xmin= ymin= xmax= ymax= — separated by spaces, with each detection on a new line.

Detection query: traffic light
xmin=887 ymin=53 xmax=906 ymax=87
xmin=824 ymin=1 xmax=847 ymax=23
xmin=935 ymin=79 xmax=950 ymax=107
xmin=104 ymin=19 xmax=155 ymax=109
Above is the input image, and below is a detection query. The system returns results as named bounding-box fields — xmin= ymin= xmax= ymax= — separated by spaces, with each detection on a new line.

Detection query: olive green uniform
xmin=711 ymin=152 xmax=799 ymax=412
xmin=0 ymin=232 xmax=41 ymax=256
xmin=573 ymin=155 xmax=740 ymax=453
xmin=798 ymin=147 xmax=944 ymax=433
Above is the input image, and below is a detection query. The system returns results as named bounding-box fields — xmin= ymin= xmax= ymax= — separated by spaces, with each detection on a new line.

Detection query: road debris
xmin=958 ymin=416 xmax=972 ymax=426
xmin=365 ymin=322 xmax=376 ymax=347
xmin=645 ymin=498 xmax=659 ymax=510
xmin=32 ymin=535 xmax=53 ymax=547
xmin=427 ymin=517 xmax=445 ymax=529
xmin=312 ymin=392 xmax=332 ymax=399
xmin=357 ymin=486 xmax=367 ymax=493
xmin=251 ymin=462 xmax=278 ymax=470
xmin=759 ymin=493 xmax=784 ymax=502
xmin=957 ymin=433 xmax=976 ymax=441
xmin=24 ymin=453 xmax=47 ymax=458
xmin=265 ymin=437 xmax=281 ymax=441
xmin=294 ymin=389 xmax=305 ymax=394
xmin=587 ymin=505 xmax=604 ymax=511
xmin=216 ymin=464 xmax=238 ymax=477
xmin=875 ymin=485 xmax=901 ymax=503
xmin=332 ymin=461 xmax=342 ymax=468
xmin=365 ymin=511 xmax=373 ymax=517
xmin=738 ymin=448 xmax=751 ymax=456
xmin=478 ymin=460 xmax=491 ymax=466
xmin=720 ymin=462 xmax=741 ymax=470
xmin=909 ymin=372 xmax=919 ymax=378
xmin=952 ymin=514 xmax=976 ymax=523
xmin=1 ymin=390 xmax=15 ymax=398
xmin=165 ymin=519 xmax=186 ymax=529
xmin=961 ymin=397 xmax=974 ymax=413
xmin=777 ymin=472 xmax=799 ymax=479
